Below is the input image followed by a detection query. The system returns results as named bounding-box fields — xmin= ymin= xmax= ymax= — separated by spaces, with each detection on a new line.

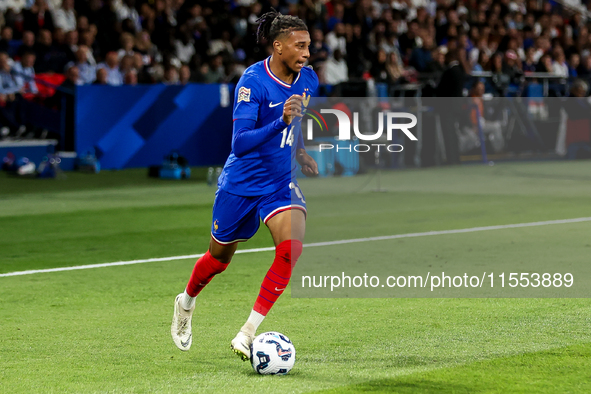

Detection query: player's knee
xmin=276 ymin=239 xmax=303 ymax=266
xmin=209 ymin=240 xmax=237 ymax=265
xmin=210 ymin=252 xmax=232 ymax=266
xmin=207 ymin=252 xmax=230 ymax=274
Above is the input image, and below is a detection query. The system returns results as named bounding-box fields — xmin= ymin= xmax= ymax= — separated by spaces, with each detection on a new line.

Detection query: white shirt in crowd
xmin=116 ymin=3 xmax=142 ymax=33
xmin=552 ymin=61 xmax=568 ymax=77
xmin=12 ymin=61 xmax=38 ymax=94
xmin=53 ymin=8 xmax=76 ymax=32
xmin=97 ymin=63 xmax=123 ymax=86
xmin=325 ymin=31 xmax=347 ymax=56
xmin=174 ymin=39 xmax=196 ymax=64
xmin=322 ymin=56 xmax=349 ymax=85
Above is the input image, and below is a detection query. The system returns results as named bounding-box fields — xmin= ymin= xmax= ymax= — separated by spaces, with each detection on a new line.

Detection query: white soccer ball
xmin=250 ymin=332 xmax=296 ymax=375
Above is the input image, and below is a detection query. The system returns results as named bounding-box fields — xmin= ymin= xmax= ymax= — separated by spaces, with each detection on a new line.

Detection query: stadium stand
xmin=1 ymin=0 xmax=590 ymax=160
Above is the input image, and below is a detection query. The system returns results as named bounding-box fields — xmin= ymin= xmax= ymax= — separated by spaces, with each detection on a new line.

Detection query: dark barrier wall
xmin=75 ymin=84 xmax=234 ymax=169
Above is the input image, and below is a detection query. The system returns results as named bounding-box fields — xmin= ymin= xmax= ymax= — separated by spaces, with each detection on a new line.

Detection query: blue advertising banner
xmin=75 ymin=84 xmax=234 ymax=169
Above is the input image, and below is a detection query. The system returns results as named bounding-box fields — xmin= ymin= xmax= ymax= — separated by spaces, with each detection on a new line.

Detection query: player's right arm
xmin=232 ymin=83 xmax=304 ymax=158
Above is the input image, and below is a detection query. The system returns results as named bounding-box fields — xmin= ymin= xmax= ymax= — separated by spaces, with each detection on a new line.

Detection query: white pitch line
xmin=2 ymin=217 xmax=591 ymax=278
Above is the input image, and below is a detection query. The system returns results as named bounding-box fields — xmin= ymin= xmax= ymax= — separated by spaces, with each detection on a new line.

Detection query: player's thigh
xmin=259 ymin=182 xmax=307 ymax=245
xmin=266 ymin=209 xmax=306 ymax=246
xmin=209 ymin=189 xmax=261 ymax=261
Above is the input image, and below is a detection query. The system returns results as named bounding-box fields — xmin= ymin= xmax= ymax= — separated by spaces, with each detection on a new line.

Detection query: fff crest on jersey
xmin=238 ymin=87 xmax=251 ymax=103
xmin=302 ymin=91 xmax=311 ymax=108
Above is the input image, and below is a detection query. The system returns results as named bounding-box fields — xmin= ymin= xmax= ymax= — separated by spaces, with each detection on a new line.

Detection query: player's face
xmin=280 ymin=30 xmax=310 ymax=73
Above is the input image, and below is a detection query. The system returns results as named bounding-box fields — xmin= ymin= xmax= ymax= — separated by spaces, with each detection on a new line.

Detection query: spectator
xmin=345 ymin=24 xmax=367 ymax=79
xmin=116 ymin=0 xmax=141 ymax=33
xmin=98 ymin=51 xmax=123 ymax=86
xmin=78 ymin=30 xmax=97 ymax=65
xmin=473 ymin=50 xmax=489 ymax=74
xmin=23 ymin=0 xmax=55 ymax=35
xmin=436 ymin=49 xmax=465 ymax=165
xmin=133 ymin=52 xmax=150 ymax=83
xmin=326 ymin=23 xmax=346 ymax=56
xmin=179 ymin=64 xmax=190 ymax=85
xmin=174 ymin=27 xmax=196 ymax=64
xmin=134 ymin=30 xmax=160 ymax=65
xmin=225 ymin=61 xmax=245 ymax=84
xmin=468 ymin=80 xmax=504 ymax=153
xmin=119 ymin=54 xmax=134 ymax=76
xmin=490 ymin=52 xmax=510 ymax=96
xmin=552 ymin=48 xmax=569 ymax=77
xmin=13 ymin=51 xmax=38 ymax=95
xmin=569 ymin=79 xmax=588 ymax=98
xmin=327 ymin=3 xmax=344 ymax=32
xmin=124 ymin=69 xmax=138 ymax=85
xmin=503 ymin=50 xmax=523 ymax=85
xmin=203 ymin=55 xmax=225 ymax=83
xmin=322 ymin=49 xmax=348 ymax=85
xmin=385 ymin=51 xmax=409 ymax=84
xmin=399 ymin=19 xmax=420 ymax=59
xmin=93 ymin=67 xmax=108 ymax=85
xmin=536 ymin=53 xmax=553 ymax=73
xmin=523 ymin=47 xmax=537 ymax=73
xmin=308 ymin=28 xmax=329 ymax=70
xmin=568 ymin=53 xmax=580 ymax=78
xmin=163 ymin=65 xmax=179 ymax=85
xmin=209 ymin=30 xmax=234 ymax=58
xmin=77 ymin=15 xmax=89 ymax=31
xmin=370 ymin=49 xmax=389 ymax=83
xmin=55 ymin=65 xmax=78 ymax=150
xmin=34 ymin=29 xmax=69 ymax=73
xmin=70 ymin=45 xmax=96 ymax=85
xmin=62 ymin=64 xmax=79 ymax=87
xmin=409 ymin=32 xmax=434 ymax=73
xmin=63 ymin=30 xmax=79 ymax=62
xmin=425 ymin=46 xmax=446 ymax=78
xmin=0 ymin=52 xmax=19 ymax=95
xmin=17 ymin=31 xmax=36 ymax=60
xmin=53 ymin=0 xmax=77 ymax=33
xmin=117 ymin=33 xmax=135 ymax=60
xmin=0 ymin=52 xmax=24 ymax=135
xmin=577 ymin=55 xmax=591 ymax=79
xmin=0 ymin=27 xmax=13 ymax=55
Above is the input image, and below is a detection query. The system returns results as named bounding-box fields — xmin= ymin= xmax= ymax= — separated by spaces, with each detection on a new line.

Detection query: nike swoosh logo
xmin=180 ymin=334 xmax=191 ymax=348
xmin=275 ymin=287 xmax=286 ymax=292
xmin=269 ymin=102 xmax=283 ymax=108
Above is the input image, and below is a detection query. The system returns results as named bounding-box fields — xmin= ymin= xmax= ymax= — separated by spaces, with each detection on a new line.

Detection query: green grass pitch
xmin=1 ymin=161 xmax=590 ymax=393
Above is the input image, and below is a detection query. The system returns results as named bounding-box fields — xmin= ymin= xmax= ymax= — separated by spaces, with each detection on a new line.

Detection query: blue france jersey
xmin=218 ymin=57 xmax=319 ymax=196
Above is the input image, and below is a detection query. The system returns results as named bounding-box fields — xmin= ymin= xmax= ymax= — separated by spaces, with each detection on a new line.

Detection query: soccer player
xmin=171 ymin=9 xmax=319 ymax=361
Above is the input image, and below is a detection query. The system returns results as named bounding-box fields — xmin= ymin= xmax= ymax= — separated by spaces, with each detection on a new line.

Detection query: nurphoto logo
xmin=303 ymin=108 xmax=418 ymax=152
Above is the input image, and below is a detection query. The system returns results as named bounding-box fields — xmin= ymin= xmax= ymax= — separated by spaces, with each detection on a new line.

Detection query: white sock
xmin=245 ymin=310 xmax=265 ymax=332
xmin=180 ymin=289 xmax=195 ymax=311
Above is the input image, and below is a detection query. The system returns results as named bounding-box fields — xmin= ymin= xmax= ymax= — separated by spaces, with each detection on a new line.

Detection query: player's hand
xmin=283 ymin=95 xmax=304 ymax=125
xmin=297 ymin=149 xmax=319 ymax=177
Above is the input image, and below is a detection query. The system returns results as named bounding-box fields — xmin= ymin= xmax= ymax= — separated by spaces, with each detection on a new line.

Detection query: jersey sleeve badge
xmin=237 ymin=87 xmax=251 ymax=103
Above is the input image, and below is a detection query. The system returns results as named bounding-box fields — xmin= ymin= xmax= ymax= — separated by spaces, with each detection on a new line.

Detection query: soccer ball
xmin=250 ymin=332 xmax=296 ymax=375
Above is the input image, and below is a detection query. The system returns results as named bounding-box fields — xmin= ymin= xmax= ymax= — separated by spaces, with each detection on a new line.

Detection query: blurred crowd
xmin=0 ymin=0 xmax=590 ymax=95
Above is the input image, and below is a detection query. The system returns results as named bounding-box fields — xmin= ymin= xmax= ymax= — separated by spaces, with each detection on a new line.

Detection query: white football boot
xmin=230 ymin=322 xmax=256 ymax=361
xmin=171 ymin=293 xmax=195 ymax=351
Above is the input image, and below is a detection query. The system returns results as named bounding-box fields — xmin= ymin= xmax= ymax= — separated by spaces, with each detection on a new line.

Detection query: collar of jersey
xmin=264 ymin=57 xmax=300 ymax=88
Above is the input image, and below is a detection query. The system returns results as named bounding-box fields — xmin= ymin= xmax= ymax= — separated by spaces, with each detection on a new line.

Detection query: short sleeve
xmin=233 ymin=73 xmax=265 ymax=122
